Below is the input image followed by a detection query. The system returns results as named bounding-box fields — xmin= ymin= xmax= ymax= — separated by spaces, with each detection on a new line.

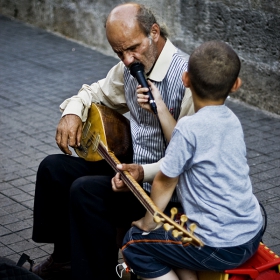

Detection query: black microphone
xmin=130 ymin=62 xmax=157 ymax=114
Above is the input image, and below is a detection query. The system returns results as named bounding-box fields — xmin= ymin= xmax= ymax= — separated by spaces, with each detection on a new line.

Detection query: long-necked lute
xmin=75 ymin=103 xmax=203 ymax=247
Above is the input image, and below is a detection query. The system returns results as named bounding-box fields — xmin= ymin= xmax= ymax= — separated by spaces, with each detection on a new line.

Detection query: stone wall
xmin=1 ymin=0 xmax=279 ymax=114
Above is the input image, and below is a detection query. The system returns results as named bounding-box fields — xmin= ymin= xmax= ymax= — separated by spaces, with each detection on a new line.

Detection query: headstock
xmin=153 ymin=207 xmax=203 ymax=247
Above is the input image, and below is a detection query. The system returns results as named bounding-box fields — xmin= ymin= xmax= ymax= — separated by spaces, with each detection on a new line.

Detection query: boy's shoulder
xmin=176 ymin=105 xmax=240 ymax=132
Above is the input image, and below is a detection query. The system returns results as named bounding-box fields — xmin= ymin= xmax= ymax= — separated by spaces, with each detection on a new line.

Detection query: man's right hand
xmin=55 ymin=114 xmax=83 ymax=155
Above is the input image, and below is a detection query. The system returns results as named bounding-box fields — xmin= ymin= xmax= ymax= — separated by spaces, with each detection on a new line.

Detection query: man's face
xmin=106 ymin=22 xmax=158 ymax=73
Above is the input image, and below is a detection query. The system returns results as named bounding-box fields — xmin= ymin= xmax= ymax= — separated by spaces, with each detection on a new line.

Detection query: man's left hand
xmin=111 ymin=163 xmax=144 ymax=192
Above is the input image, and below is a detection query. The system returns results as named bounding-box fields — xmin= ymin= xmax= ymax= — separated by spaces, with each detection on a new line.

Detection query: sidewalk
xmin=0 ymin=13 xmax=280 ymax=271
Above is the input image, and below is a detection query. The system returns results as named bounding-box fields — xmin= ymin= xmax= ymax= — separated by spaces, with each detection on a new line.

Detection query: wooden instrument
xmin=75 ymin=103 xmax=203 ymax=247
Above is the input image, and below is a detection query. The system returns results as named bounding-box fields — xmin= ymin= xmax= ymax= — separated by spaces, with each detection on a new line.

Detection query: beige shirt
xmin=59 ymin=39 xmax=194 ymax=184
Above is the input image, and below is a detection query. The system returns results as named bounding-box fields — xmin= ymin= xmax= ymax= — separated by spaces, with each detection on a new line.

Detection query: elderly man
xmin=31 ymin=3 xmax=194 ymax=280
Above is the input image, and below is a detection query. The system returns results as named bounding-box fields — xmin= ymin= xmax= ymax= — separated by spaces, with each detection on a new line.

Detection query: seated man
xmin=31 ymin=3 xmax=194 ymax=280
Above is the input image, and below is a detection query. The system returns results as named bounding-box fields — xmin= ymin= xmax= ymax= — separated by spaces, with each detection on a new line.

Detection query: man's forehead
xmin=108 ymin=3 xmax=139 ymax=20
xmin=107 ymin=10 xmax=138 ymax=31
xmin=109 ymin=28 xmax=146 ymax=52
xmin=106 ymin=17 xmax=145 ymax=46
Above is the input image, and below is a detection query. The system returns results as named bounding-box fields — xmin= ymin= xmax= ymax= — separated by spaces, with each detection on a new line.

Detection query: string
xmin=97 ymin=140 xmax=155 ymax=215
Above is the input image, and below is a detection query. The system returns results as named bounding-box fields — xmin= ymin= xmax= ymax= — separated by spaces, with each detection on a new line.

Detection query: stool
xmin=198 ymin=243 xmax=280 ymax=280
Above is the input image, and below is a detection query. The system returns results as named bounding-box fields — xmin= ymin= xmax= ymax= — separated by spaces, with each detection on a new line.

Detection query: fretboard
xmin=98 ymin=141 xmax=157 ymax=215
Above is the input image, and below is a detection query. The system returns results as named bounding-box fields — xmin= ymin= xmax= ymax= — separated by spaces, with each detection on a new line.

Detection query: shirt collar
xmin=147 ymin=38 xmax=177 ymax=82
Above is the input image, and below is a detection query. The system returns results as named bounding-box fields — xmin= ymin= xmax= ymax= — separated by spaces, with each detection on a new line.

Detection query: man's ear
xmin=230 ymin=77 xmax=242 ymax=93
xmin=150 ymin=23 xmax=160 ymax=42
xmin=182 ymin=72 xmax=191 ymax=88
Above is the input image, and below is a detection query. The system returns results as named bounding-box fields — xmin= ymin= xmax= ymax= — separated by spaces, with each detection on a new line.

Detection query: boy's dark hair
xmin=188 ymin=41 xmax=241 ymax=100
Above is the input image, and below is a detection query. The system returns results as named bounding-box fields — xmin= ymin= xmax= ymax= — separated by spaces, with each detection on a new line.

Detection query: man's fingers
xmin=111 ymin=177 xmax=116 ymax=189
xmin=55 ymin=115 xmax=82 ymax=155
xmin=60 ymin=131 xmax=72 ymax=155
xmin=116 ymin=164 xmax=125 ymax=170
xmin=76 ymin=124 xmax=82 ymax=147
xmin=68 ymin=133 xmax=77 ymax=148
xmin=56 ymin=128 xmax=71 ymax=155
xmin=55 ymin=129 xmax=62 ymax=147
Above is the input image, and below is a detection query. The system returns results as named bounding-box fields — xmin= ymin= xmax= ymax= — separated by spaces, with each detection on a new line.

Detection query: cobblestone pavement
xmin=0 ymin=14 xmax=280 ymax=273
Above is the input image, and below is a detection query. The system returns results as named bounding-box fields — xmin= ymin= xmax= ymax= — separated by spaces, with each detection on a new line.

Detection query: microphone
xmin=130 ymin=62 xmax=157 ymax=114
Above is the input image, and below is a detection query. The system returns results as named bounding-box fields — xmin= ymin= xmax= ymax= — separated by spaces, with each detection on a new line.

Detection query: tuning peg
xmin=172 ymin=229 xmax=183 ymax=238
xmin=163 ymin=223 xmax=174 ymax=231
xmin=180 ymin=215 xmax=188 ymax=227
xmin=170 ymin=207 xmax=178 ymax=220
xmin=189 ymin=223 xmax=197 ymax=235
xmin=153 ymin=215 xmax=165 ymax=224
xmin=181 ymin=237 xmax=193 ymax=243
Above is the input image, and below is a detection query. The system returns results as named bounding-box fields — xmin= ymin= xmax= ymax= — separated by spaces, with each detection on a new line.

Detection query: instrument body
xmin=75 ymin=103 xmax=132 ymax=162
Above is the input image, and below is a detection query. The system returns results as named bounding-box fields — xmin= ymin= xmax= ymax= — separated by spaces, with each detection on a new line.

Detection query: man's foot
xmin=31 ymin=255 xmax=71 ymax=279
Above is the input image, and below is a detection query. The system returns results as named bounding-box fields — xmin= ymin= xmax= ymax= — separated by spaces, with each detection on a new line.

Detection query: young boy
xmin=120 ymin=41 xmax=263 ymax=280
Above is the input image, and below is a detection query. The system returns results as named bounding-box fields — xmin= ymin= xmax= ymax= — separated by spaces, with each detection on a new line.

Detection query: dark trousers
xmin=32 ymin=154 xmax=146 ymax=280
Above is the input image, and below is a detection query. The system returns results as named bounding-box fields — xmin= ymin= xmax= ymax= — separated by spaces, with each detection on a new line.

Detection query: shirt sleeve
xmin=59 ymin=61 xmax=129 ymax=122
xmin=142 ymin=160 xmax=162 ymax=183
xmin=160 ymin=127 xmax=194 ymax=178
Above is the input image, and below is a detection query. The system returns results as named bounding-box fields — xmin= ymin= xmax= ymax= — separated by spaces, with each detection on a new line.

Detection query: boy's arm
xmin=132 ymin=171 xmax=178 ymax=232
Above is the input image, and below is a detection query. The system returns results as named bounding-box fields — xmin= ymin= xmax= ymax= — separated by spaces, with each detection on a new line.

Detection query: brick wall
xmin=1 ymin=0 xmax=279 ymax=114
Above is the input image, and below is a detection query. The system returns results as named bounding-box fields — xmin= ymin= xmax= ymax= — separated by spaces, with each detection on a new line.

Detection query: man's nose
xmin=122 ymin=51 xmax=135 ymax=67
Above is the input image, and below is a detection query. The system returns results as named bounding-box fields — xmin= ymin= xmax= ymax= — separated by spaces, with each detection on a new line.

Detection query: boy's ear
xmin=230 ymin=77 xmax=242 ymax=93
xmin=182 ymin=72 xmax=191 ymax=88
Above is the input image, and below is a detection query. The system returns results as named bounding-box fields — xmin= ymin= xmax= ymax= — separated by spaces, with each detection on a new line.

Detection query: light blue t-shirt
xmin=160 ymin=105 xmax=263 ymax=247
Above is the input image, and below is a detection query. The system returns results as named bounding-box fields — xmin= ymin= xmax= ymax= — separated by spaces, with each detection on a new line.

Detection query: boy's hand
xmin=137 ymin=80 xmax=163 ymax=112
xmin=132 ymin=216 xmax=159 ymax=232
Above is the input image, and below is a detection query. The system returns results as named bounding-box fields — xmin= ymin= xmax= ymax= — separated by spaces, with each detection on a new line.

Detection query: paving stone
xmin=12 ymin=209 xmax=33 ymax=220
xmin=21 ymin=200 xmax=35 ymax=209
xmin=0 ymin=245 xmax=15 ymax=257
xmin=0 ymin=197 xmax=16 ymax=207
xmin=8 ymin=240 xmax=37 ymax=253
xmin=0 ymin=187 xmax=25 ymax=196
xmin=0 ymin=182 xmax=13 ymax=191
xmin=4 ymin=220 xmax=33 ymax=232
xmin=16 ymin=228 xmax=33 ymax=240
xmin=0 ymin=233 xmax=24 ymax=245
xmin=3 ymin=253 xmax=21 ymax=264
xmin=0 ymin=214 xmax=20 ymax=226
xmin=9 ymin=178 xmax=32 ymax=188
xmin=2 ymin=203 xmax=28 ymax=214
xmin=0 ymin=225 xmax=12 ymax=236
xmin=11 ymin=193 xmax=34 ymax=203
xmin=23 ymin=247 xmax=50 ymax=261
xmin=0 ymin=208 xmax=9 ymax=217
xmin=17 ymin=184 xmax=35 ymax=193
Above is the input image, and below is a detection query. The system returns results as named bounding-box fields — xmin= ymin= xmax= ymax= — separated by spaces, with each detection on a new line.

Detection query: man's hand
xmin=55 ymin=114 xmax=83 ymax=155
xmin=111 ymin=163 xmax=144 ymax=192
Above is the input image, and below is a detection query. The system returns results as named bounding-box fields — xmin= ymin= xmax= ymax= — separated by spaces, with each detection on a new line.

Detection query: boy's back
xmin=161 ymin=104 xmax=263 ymax=247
